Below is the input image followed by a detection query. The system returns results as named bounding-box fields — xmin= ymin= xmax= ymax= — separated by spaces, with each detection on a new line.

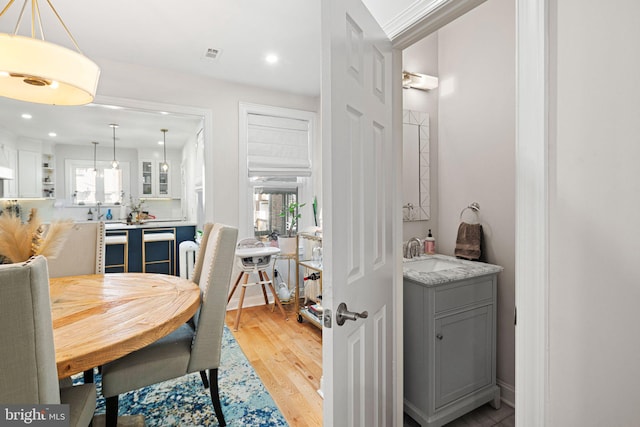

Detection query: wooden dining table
xmin=50 ymin=273 xmax=201 ymax=379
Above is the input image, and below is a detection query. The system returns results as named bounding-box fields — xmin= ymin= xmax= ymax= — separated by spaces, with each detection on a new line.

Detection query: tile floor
xmin=404 ymin=403 xmax=515 ymax=427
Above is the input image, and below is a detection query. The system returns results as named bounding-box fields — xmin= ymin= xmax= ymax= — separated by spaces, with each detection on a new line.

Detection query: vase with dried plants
xmin=0 ymin=209 xmax=73 ymax=264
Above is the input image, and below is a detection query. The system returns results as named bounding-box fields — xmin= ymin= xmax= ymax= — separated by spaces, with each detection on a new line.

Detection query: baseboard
xmin=497 ymin=379 xmax=515 ymax=408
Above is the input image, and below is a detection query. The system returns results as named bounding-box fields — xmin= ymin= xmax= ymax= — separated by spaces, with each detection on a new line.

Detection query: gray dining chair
xmin=0 ymin=256 xmax=97 ymax=426
xmin=101 ymin=223 xmax=238 ymax=427
xmin=46 ymin=221 xmax=106 ymax=278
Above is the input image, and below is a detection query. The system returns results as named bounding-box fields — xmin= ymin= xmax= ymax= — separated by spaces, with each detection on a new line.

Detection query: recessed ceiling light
xmin=265 ymin=54 xmax=279 ymax=64
xmin=0 ymin=71 xmax=9 ymax=77
xmin=48 ymin=132 xmax=57 ymax=137
xmin=160 ymin=111 xmax=169 ymax=115
xmin=21 ymin=113 xmax=32 ymax=119
xmin=158 ymin=140 xmax=164 ymax=145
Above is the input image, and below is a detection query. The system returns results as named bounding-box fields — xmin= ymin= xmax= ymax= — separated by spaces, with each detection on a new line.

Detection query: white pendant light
xmin=0 ymin=0 xmax=100 ymax=105
xmin=160 ymin=128 xmax=169 ymax=172
xmin=110 ymin=124 xmax=119 ymax=169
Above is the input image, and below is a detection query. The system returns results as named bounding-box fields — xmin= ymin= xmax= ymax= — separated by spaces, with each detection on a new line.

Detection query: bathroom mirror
xmin=402 ymin=109 xmax=430 ymax=221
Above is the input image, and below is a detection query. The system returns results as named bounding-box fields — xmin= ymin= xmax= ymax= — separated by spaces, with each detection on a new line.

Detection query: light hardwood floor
xmin=225 ymin=304 xmax=323 ymax=427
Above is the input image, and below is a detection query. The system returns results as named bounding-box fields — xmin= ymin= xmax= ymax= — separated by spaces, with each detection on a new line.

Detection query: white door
xmin=322 ymin=0 xmax=399 ymax=425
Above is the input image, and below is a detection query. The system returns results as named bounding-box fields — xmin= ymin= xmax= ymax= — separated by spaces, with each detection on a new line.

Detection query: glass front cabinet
xmin=139 ymin=160 xmax=171 ymax=198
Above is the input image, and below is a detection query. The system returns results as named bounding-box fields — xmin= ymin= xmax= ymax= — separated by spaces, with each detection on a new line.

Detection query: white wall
xmin=436 ymin=0 xmax=516 ymax=404
xmin=402 ymin=32 xmax=439 ymax=242
xmin=549 ymin=1 xmax=640 ymax=425
xmin=95 ymin=58 xmax=320 ymax=228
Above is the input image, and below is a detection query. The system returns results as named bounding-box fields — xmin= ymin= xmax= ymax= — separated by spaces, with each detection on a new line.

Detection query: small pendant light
xmin=110 ymin=123 xmax=119 ymax=169
xmin=91 ymin=141 xmax=99 ymax=175
xmin=160 ymin=128 xmax=169 ymax=172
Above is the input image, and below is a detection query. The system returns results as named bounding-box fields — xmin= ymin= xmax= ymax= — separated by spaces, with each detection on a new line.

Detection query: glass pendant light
xmin=160 ymin=128 xmax=169 ymax=172
xmin=110 ymin=123 xmax=119 ymax=169
xmin=91 ymin=141 xmax=98 ymax=176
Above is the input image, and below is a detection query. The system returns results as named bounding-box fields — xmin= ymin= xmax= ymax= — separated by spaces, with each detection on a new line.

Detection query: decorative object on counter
xmin=87 ymin=208 xmax=93 ymax=221
xmin=0 ymin=0 xmax=100 ymax=105
xmin=425 ymin=229 xmax=435 ymax=255
xmin=105 ymin=208 xmax=113 ymax=220
xmin=110 ymin=123 xmax=119 ymax=169
xmin=160 ymin=128 xmax=169 ymax=172
xmin=455 ymin=202 xmax=483 ymax=260
xmin=127 ymin=196 xmax=145 ymax=224
xmin=0 ymin=209 xmax=72 ymax=263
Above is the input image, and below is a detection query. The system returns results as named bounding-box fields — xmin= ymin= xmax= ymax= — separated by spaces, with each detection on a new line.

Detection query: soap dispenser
xmin=425 ymin=229 xmax=435 ymax=255
xmin=87 ymin=208 xmax=93 ymax=221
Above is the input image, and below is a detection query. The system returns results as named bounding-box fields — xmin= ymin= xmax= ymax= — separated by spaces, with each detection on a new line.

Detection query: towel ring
xmin=459 ymin=202 xmax=480 ymax=220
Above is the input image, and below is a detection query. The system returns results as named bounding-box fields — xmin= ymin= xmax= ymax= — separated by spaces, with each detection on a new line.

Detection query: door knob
xmin=336 ymin=302 xmax=368 ymax=326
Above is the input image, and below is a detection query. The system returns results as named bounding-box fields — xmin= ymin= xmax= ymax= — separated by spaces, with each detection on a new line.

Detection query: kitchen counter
xmin=104 ymin=220 xmax=196 ymax=230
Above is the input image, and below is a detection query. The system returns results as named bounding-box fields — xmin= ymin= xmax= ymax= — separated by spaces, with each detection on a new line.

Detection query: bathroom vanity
xmin=403 ymin=255 xmax=503 ymax=427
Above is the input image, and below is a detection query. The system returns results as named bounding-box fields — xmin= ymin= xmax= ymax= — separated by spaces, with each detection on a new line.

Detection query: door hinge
xmin=323 ymin=309 xmax=332 ymax=328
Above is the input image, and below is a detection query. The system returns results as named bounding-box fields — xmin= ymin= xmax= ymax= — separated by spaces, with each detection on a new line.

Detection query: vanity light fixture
xmin=110 ymin=123 xmax=119 ymax=169
xmin=91 ymin=141 xmax=98 ymax=175
xmin=0 ymin=0 xmax=100 ymax=105
xmin=402 ymin=71 xmax=439 ymax=91
xmin=160 ymin=129 xmax=169 ymax=172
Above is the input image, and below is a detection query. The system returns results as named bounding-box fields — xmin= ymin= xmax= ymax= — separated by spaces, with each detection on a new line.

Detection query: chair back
xmin=47 ymin=222 xmax=105 ymax=278
xmin=187 ymin=223 xmax=238 ymax=373
xmin=0 ymin=256 xmax=60 ymax=404
xmin=190 ymin=223 xmax=214 ymax=286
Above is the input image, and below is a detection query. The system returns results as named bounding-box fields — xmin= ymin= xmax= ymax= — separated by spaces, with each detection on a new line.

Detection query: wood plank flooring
xmin=225 ymin=304 xmax=323 ymax=427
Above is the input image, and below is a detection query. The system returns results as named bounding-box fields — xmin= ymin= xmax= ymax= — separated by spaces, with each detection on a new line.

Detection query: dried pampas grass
xmin=0 ymin=209 xmax=73 ymax=263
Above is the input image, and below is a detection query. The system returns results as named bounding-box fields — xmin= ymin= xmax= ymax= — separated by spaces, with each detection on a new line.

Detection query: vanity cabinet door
xmin=434 ymin=305 xmax=493 ymax=409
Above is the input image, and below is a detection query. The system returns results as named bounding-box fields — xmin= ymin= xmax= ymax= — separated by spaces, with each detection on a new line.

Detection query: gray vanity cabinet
xmin=404 ymin=274 xmax=501 ymax=427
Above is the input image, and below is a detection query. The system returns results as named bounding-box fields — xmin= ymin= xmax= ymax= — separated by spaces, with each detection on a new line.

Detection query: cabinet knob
xmin=436 ymin=333 xmax=443 ymax=340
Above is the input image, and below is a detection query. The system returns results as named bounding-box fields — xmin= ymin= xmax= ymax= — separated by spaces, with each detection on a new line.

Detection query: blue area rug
xmin=88 ymin=325 xmax=288 ymax=426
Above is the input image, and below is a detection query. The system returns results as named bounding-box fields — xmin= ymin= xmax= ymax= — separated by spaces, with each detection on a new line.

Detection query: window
xmin=239 ymin=103 xmax=317 ymax=239
xmin=66 ymin=160 xmax=130 ymax=205
xmin=253 ymin=183 xmax=299 ymax=241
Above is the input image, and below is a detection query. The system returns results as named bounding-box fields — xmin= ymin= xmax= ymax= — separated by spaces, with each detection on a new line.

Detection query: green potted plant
xmin=278 ymin=201 xmax=305 ymax=254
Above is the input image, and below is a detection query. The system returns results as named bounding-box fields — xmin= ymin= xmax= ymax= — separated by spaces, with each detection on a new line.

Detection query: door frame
xmin=391 ymin=1 xmax=550 ymax=425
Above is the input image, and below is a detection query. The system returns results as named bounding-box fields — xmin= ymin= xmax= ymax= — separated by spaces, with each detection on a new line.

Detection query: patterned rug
xmin=85 ymin=325 xmax=288 ymax=426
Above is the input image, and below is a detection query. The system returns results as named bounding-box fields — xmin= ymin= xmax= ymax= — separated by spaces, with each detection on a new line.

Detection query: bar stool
xmin=142 ymin=228 xmax=176 ymax=275
xmin=227 ymin=238 xmax=287 ymax=331
xmin=105 ymin=230 xmax=129 ymax=272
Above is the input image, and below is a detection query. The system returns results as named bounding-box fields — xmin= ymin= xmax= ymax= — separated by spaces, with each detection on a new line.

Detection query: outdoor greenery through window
xmin=67 ymin=160 xmax=128 ymax=205
xmin=253 ymin=186 xmax=298 ymax=241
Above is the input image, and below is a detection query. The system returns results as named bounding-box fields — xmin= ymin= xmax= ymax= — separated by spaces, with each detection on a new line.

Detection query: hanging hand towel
xmin=454 ymin=222 xmax=483 ymax=260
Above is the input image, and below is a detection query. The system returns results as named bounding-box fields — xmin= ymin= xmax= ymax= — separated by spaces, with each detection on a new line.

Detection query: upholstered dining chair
xmin=0 ymin=256 xmax=97 ymax=427
xmin=47 ymin=221 xmax=105 ymax=278
xmin=101 ymin=223 xmax=238 ymax=427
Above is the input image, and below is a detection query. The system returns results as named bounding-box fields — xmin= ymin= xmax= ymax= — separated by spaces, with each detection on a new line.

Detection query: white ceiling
xmin=0 ymin=0 xmax=423 ymax=148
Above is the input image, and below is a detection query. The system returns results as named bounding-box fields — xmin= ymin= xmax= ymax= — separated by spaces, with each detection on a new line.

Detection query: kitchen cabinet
xmin=105 ymin=223 xmax=195 ymax=275
xmin=42 ymin=153 xmax=55 ymax=198
xmin=404 ymin=274 xmax=500 ymax=426
xmin=139 ymin=159 xmax=171 ymax=198
xmin=18 ymin=150 xmax=42 ymax=198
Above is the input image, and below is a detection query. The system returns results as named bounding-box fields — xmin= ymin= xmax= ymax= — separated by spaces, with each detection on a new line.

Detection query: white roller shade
xmin=247 ymin=113 xmax=311 ymax=176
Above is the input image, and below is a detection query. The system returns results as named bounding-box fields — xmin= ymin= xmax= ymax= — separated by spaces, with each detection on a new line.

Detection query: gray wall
xmin=549 ymin=1 xmax=640 ymax=424
xmin=436 ymin=0 xmax=516 ymax=404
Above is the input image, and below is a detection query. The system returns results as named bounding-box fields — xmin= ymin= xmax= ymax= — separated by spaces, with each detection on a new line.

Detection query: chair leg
xmin=208 ymin=368 xmax=226 ymax=427
xmin=234 ymin=284 xmax=247 ymax=331
xmin=200 ymin=370 xmax=210 ymax=389
xmin=106 ymin=395 xmax=119 ymax=427
xmin=83 ymin=369 xmax=94 ymax=384
xmin=227 ymin=272 xmax=244 ymax=304
xmin=258 ymin=271 xmax=269 ymax=304
xmin=263 ymin=271 xmax=288 ymax=320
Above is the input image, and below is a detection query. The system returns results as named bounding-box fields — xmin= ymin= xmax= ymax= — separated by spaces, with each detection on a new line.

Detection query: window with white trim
xmin=65 ymin=159 xmax=130 ymax=205
xmin=239 ymin=103 xmax=316 ymax=239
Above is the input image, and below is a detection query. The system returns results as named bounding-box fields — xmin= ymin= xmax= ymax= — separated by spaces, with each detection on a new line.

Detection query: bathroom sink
xmin=404 ymin=258 xmax=461 ymax=273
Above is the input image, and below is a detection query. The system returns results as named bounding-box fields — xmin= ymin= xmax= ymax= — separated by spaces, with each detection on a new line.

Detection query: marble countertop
xmin=103 ymin=220 xmax=196 ymax=230
xmin=403 ymin=254 xmax=503 ymax=287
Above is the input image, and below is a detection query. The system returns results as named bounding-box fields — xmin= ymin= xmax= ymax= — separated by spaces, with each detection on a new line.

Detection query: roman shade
xmin=247 ymin=113 xmax=311 ymax=177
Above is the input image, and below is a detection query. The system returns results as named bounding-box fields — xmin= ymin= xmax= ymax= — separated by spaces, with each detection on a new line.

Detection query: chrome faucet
xmin=405 ymin=237 xmax=422 ymax=259
xmin=95 ymin=201 xmax=104 ymax=220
